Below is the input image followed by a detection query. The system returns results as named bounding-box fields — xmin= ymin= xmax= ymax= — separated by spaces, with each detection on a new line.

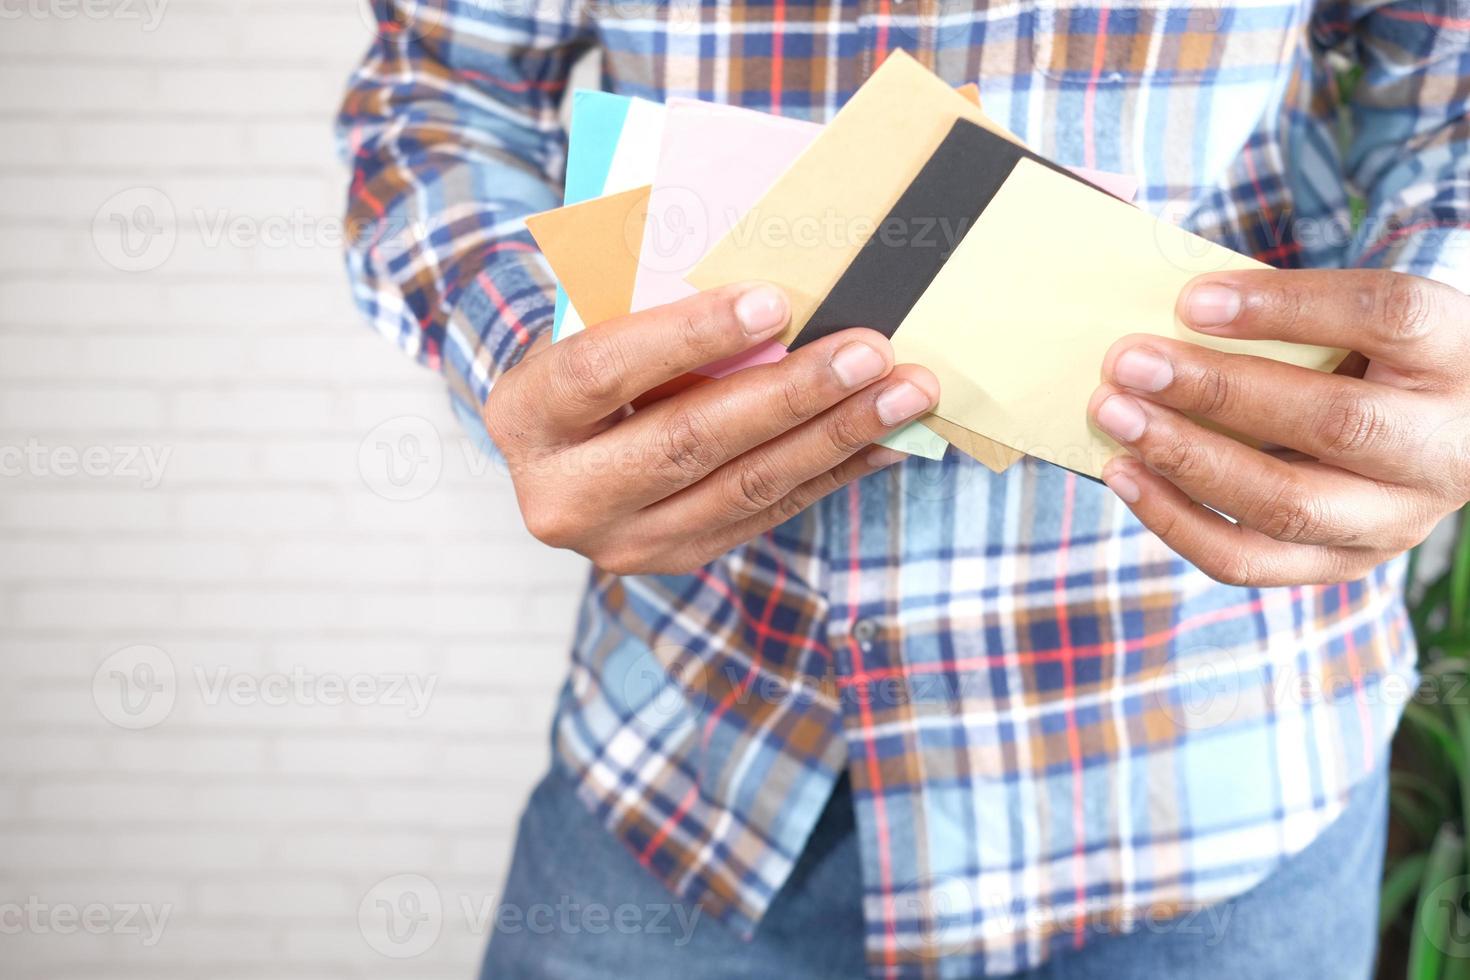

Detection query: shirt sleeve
xmin=1314 ymin=0 xmax=1470 ymax=289
xmin=336 ymin=1 xmax=594 ymax=437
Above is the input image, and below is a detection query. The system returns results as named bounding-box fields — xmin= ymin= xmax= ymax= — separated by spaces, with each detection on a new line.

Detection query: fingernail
xmin=1095 ymin=393 xmax=1148 ymax=443
xmin=866 ymin=447 xmax=908 ymax=468
xmin=1112 ymin=347 xmax=1173 ymax=392
xmin=1104 ymin=467 xmax=1142 ymax=503
xmin=735 ymin=285 xmax=788 ymax=336
xmin=1183 ymin=283 xmax=1241 ymax=330
xmin=831 ymin=342 xmax=886 ymax=388
xmin=876 ymin=382 xmax=932 ymax=426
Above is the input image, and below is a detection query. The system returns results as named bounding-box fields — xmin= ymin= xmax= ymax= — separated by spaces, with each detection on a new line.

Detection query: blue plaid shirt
xmin=338 ymin=0 xmax=1466 ymax=974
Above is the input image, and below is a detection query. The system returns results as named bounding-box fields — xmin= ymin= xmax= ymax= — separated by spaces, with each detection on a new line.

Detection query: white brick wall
xmin=0 ymin=2 xmax=590 ymax=976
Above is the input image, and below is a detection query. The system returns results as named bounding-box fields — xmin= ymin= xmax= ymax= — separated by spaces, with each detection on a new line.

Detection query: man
xmin=337 ymin=0 xmax=1470 ymax=975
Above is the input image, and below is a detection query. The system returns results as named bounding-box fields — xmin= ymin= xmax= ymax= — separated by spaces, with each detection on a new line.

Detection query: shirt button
xmin=852 ymin=618 xmax=879 ymax=650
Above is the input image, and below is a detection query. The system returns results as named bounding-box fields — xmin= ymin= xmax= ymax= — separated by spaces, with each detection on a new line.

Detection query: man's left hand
xmin=1090 ymin=269 xmax=1470 ymax=587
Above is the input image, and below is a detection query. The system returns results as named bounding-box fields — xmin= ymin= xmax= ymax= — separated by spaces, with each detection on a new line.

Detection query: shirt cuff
xmin=441 ymin=245 xmax=557 ymax=459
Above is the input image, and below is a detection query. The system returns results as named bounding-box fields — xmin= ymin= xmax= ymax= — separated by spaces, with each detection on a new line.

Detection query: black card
xmin=787 ymin=119 xmax=1098 ymax=350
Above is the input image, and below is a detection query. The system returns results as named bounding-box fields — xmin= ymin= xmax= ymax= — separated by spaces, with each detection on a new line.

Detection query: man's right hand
xmin=482 ymin=282 xmax=941 ymax=575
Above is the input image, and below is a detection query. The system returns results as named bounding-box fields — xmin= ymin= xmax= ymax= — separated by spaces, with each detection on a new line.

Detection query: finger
xmin=1099 ymin=456 xmax=1372 ymax=588
xmin=1177 ymin=269 xmax=1470 ymax=384
xmin=680 ymin=446 xmax=910 ymax=568
xmin=1100 ymin=335 xmax=1446 ymax=486
xmin=637 ymin=365 xmax=939 ymax=528
xmin=587 ymin=328 xmax=898 ymax=509
xmin=1089 ymin=384 xmax=1430 ymax=552
xmin=537 ymin=282 xmax=791 ymax=433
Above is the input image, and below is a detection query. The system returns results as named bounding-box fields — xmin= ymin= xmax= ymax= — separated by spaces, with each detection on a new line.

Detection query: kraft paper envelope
xmin=685 ymin=50 xmax=1013 ymax=347
xmin=891 ymin=156 xmax=1348 ymax=479
xmin=554 ymin=93 xmax=667 ymax=341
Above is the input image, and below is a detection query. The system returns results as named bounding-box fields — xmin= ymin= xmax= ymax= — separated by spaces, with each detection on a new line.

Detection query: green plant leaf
xmin=1423 ymin=658 xmax=1470 ymax=680
xmin=1395 ymin=770 xmax=1457 ymax=823
xmin=1398 ymin=787 xmax=1448 ymax=847
xmin=1386 ymin=852 xmax=1433 ymax=932
xmin=1409 ymin=825 xmax=1466 ymax=980
xmin=1451 ymin=511 xmax=1470 ymax=635
xmin=1405 ymin=702 xmax=1467 ymax=774
xmin=1417 ymin=572 xmax=1456 ymax=645
xmin=1445 ymin=954 xmax=1470 ymax=980
xmin=1449 ymin=701 xmax=1470 ymax=862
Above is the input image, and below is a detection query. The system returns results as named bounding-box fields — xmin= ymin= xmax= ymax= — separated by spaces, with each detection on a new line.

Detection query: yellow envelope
xmin=891 ymin=157 xmax=1348 ymax=479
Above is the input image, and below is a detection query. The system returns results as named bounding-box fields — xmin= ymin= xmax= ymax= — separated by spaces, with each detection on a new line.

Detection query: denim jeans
xmin=480 ymin=759 xmax=1388 ymax=979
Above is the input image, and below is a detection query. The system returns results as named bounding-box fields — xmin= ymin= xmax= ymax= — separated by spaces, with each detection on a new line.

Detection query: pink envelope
xmin=633 ymin=100 xmax=821 ymax=376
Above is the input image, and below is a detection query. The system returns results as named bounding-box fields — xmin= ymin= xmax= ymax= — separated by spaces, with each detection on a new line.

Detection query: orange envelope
xmin=525 ymin=186 xmax=650 ymax=331
xmin=525 ymin=186 xmax=718 ymax=409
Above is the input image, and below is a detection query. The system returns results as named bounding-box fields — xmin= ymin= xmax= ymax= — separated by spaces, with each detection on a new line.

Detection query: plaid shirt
xmin=338 ymin=0 xmax=1468 ymax=975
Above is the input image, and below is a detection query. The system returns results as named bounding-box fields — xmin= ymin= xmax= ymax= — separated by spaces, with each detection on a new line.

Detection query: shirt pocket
xmin=1031 ymin=0 xmax=1297 ymax=86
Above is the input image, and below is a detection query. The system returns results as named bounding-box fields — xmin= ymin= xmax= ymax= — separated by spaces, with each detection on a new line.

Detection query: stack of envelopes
xmin=527 ymin=51 xmax=1345 ymax=479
